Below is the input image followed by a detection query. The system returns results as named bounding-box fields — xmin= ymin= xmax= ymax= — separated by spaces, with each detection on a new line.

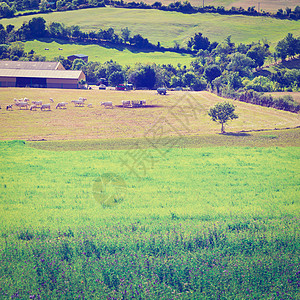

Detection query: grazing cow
xmin=41 ymin=104 xmax=51 ymax=111
xmin=122 ymin=100 xmax=131 ymax=107
xmin=30 ymin=105 xmax=37 ymax=111
xmin=6 ymin=105 xmax=13 ymax=111
xmin=32 ymin=101 xmax=42 ymax=107
xmin=49 ymin=98 xmax=54 ymax=103
xmin=24 ymin=98 xmax=30 ymax=102
xmin=71 ymin=100 xmax=84 ymax=107
xmin=56 ymin=102 xmax=68 ymax=109
xmin=15 ymin=101 xmax=29 ymax=110
xmin=101 ymin=101 xmax=113 ymax=109
xmin=87 ymin=103 xmax=93 ymax=108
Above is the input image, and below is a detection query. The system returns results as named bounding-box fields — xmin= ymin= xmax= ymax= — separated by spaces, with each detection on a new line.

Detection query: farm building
xmin=0 ymin=61 xmax=65 ymax=70
xmin=67 ymin=54 xmax=88 ymax=63
xmin=0 ymin=61 xmax=86 ymax=89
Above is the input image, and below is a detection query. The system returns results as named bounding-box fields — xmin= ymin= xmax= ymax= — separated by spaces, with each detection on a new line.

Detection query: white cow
xmin=101 ymin=101 xmax=113 ymax=109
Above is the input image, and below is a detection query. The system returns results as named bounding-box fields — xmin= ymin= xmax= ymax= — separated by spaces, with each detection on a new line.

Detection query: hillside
xmin=1 ymin=7 xmax=300 ymax=48
xmin=24 ymin=39 xmax=194 ymax=66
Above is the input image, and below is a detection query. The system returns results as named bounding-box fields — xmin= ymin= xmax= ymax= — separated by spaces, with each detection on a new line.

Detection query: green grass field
xmin=0 ymin=139 xmax=299 ymax=298
xmin=1 ymin=7 xmax=300 ymax=49
xmin=24 ymin=39 xmax=194 ymax=66
xmin=0 ymin=88 xmax=299 ymax=298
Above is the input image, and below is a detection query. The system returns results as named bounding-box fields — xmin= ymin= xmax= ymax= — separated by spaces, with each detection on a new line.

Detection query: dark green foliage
xmin=187 ymin=32 xmax=210 ymax=51
xmin=128 ymin=64 xmax=156 ymax=89
xmin=108 ymin=70 xmax=125 ymax=86
xmin=204 ymin=64 xmax=222 ymax=82
xmin=28 ymin=17 xmax=46 ymax=38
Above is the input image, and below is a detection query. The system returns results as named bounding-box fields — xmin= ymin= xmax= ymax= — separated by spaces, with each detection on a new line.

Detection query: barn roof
xmin=0 ymin=61 xmax=63 ymax=70
xmin=0 ymin=69 xmax=84 ymax=79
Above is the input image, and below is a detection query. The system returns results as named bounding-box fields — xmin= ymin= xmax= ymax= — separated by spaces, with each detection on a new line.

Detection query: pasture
xmin=24 ymin=39 xmax=194 ymax=66
xmin=0 ymin=139 xmax=299 ymax=298
xmin=0 ymin=88 xmax=299 ymax=298
xmin=0 ymin=88 xmax=300 ymax=141
xmin=1 ymin=7 xmax=300 ymax=48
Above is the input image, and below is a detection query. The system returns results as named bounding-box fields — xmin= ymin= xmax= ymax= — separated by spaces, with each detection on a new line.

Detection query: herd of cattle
xmin=1 ymin=98 xmax=147 ymax=111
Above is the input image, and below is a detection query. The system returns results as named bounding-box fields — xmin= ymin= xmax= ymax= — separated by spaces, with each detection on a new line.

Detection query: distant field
xmin=24 ymin=39 xmax=194 ymax=66
xmin=0 ymin=88 xmax=299 ymax=141
xmin=1 ymin=7 xmax=300 ymax=49
xmin=142 ymin=0 xmax=300 ymax=12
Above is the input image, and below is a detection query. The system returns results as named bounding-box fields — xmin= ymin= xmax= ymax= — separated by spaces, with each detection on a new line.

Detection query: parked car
xmin=99 ymin=84 xmax=106 ymax=90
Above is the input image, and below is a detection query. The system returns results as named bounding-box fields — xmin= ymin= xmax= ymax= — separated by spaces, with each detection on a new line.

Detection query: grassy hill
xmin=24 ymin=39 xmax=194 ymax=66
xmin=1 ymin=7 xmax=300 ymax=49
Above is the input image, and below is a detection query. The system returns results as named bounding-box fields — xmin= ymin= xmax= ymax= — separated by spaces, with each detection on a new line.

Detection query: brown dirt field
xmin=0 ymin=88 xmax=299 ymax=141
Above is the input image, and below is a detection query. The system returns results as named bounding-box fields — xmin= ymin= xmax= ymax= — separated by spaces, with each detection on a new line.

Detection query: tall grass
xmin=0 ymin=140 xmax=299 ymax=298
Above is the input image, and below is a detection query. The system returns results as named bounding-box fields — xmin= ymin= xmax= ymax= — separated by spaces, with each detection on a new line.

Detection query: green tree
xmin=204 ymin=64 xmax=222 ymax=83
xmin=9 ymin=42 xmax=25 ymax=58
xmin=108 ymin=71 xmax=125 ymax=86
xmin=29 ymin=17 xmax=46 ymax=38
xmin=128 ymin=64 xmax=156 ymax=89
xmin=187 ymin=32 xmax=210 ymax=51
xmin=0 ymin=2 xmax=15 ymax=18
xmin=208 ymin=102 xmax=238 ymax=133
xmin=72 ymin=58 xmax=86 ymax=70
xmin=121 ymin=27 xmax=130 ymax=44
xmin=247 ymin=43 xmax=270 ymax=69
xmin=227 ymin=52 xmax=253 ymax=76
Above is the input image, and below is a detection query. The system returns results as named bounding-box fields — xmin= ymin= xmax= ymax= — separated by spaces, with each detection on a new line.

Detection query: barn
xmin=0 ymin=61 xmax=86 ymax=89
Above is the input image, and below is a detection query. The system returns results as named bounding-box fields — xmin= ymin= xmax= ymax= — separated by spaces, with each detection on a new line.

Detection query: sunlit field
xmin=0 ymin=140 xmax=299 ymax=299
xmin=1 ymin=7 xmax=300 ymax=48
xmin=1 ymin=89 xmax=300 ymax=141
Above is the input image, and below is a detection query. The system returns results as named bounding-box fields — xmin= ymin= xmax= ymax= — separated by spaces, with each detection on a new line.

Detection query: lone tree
xmin=208 ymin=102 xmax=238 ymax=134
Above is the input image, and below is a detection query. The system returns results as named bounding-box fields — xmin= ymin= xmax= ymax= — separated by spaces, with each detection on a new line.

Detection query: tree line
xmin=0 ymin=17 xmax=196 ymax=54
xmin=0 ymin=0 xmax=299 ymax=21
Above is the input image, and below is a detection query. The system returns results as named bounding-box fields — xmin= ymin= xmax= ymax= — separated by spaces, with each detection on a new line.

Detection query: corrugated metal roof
xmin=0 ymin=69 xmax=84 ymax=79
xmin=0 ymin=61 xmax=62 ymax=70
